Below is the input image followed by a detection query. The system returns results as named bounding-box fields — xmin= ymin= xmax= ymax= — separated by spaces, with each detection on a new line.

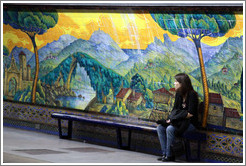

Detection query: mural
xmin=3 ymin=6 xmax=243 ymax=132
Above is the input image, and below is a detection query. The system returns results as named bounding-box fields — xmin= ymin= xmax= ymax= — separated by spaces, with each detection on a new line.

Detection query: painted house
xmin=207 ymin=93 xmax=224 ymax=126
xmin=152 ymin=87 xmax=174 ymax=111
xmin=222 ymin=67 xmax=228 ymax=74
xmin=126 ymin=90 xmax=145 ymax=110
xmin=169 ymin=88 xmax=176 ymax=96
xmin=116 ymin=88 xmax=144 ymax=110
xmin=115 ymin=88 xmax=132 ymax=103
xmin=223 ymin=107 xmax=242 ymax=130
xmin=153 ymin=87 xmax=173 ymax=104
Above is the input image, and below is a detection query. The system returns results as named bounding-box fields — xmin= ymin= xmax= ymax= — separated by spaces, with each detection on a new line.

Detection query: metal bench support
xmin=116 ymin=128 xmax=132 ymax=150
xmin=58 ymin=119 xmax=73 ymax=139
xmin=182 ymin=132 xmax=206 ymax=162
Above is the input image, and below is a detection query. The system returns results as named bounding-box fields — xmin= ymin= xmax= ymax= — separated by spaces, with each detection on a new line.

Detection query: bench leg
xmin=127 ymin=129 xmax=132 ymax=148
xmin=58 ymin=119 xmax=73 ymax=139
xmin=58 ymin=119 xmax=62 ymax=138
xmin=116 ymin=128 xmax=132 ymax=150
xmin=197 ymin=140 xmax=201 ymax=161
xmin=183 ymin=139 xmax=202 ymax=162
xmin=184 ymin=139 xmax=191 ymax=162
xmin=67 ymin=120 xmax=73 ymax=139
xmin=116 ymin=128 xmax=122 ymax=148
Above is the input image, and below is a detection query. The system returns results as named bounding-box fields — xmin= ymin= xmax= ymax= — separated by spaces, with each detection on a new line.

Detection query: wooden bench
xmin=51 ymin=112 xmax=206 ymax=162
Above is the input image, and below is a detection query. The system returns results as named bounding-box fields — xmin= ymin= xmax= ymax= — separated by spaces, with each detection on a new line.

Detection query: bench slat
xmin=51 ymin=113 xmax=157 ymax=132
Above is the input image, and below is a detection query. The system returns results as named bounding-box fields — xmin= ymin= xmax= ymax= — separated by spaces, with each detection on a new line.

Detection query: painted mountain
xmin=190 ymin=36 xmax=243 ymax=87
xmin=27 ymin=34 xmax=77 ymax=66
xmin=114 ymin=49 xmax=147 ymax=76
xmin=208 ymin=54 xmax=243 ymax=84
xmin=39 ymin=29 xmax=129 ymax=72
xmin=114 ymin=33 xmax=223 ymax=76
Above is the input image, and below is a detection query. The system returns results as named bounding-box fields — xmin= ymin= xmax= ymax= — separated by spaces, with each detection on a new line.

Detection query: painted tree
xmin=3 ymin=45 xmax=9 ymax=72
xmin=101 ymin=68 xmax=112 ymax=104
xmin=3 ymin=45 xmax=9 ymax=56
xmin=3 ymin=7 xmax=58 ymax=103
xmin=151 ymin=12 xmax=236 ymax=127
xmin=148 ymin=79 xmax=155 ymax=91
xmin=169 ymin=75 xmax=175 ymax=89
xmin=130 ymin=73 xmax=146 ymax=94
xmin=163 ymin=75 xmax=170 ymax=90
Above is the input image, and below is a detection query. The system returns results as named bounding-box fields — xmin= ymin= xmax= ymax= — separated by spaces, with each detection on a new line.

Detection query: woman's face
xmin=174 ymin=79 xmax=181 ymax=91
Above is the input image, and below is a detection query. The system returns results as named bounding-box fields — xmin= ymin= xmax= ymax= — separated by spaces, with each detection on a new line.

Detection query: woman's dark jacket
xmin=157 ymin=90 xmax=199 ymax=136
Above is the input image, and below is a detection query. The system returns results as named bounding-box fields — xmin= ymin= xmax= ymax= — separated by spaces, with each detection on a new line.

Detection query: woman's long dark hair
xmin=175 ymin=73 xmax=194 ymax=98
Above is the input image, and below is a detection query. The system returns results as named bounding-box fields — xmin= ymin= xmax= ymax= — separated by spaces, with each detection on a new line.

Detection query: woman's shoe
xmin=163 ymin=156 xmax=175 ymax=162
xmin=157 ymin=155 xmax=166 ymax=161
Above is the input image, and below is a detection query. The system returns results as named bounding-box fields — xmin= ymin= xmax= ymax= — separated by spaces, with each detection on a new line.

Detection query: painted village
xmin=3 ymin=50 xmax=243 ymax=131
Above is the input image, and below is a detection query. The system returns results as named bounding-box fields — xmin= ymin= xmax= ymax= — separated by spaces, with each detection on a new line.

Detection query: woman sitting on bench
xmin=156 ymin=73 xmax=199 ymax=162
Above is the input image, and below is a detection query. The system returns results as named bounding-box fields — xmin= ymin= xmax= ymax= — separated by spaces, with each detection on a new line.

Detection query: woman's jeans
xmin=157 ymin=123 xmax=196 ymax=157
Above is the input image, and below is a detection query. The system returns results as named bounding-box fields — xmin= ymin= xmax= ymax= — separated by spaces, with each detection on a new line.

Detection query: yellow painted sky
xmin=3 ymin=9 xmax=243 ymax=53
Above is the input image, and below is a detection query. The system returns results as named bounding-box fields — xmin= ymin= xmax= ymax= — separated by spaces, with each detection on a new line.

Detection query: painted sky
xmin=3 ymin=9 xmax=243 ymax=53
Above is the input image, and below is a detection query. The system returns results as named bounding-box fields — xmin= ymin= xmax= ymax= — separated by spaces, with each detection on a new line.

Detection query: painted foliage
xmin=3 ymin=6 xmax=243 ymax=131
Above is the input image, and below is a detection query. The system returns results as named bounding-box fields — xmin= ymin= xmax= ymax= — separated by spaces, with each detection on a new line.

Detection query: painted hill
xmin=114 ymin=33 xmax=222 ymax=76
xmin=208 ymin=53 xmax=243 ymax=89
xmin=27 ymin=34 xmax=77 ymax=66
xmin=39 ymin=30 xmax=129 ymax=71
xmin=190 ymin=36 xmax=243 ymax=85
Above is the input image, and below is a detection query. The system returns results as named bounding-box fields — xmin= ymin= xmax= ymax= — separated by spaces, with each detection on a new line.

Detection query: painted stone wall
xmin=207 ymin=104 xmax=224 ymax=126
xmin=226 ymin=118 xmax=243 ymax=130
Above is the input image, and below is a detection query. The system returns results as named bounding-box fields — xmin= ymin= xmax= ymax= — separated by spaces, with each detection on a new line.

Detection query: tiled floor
xmin=3 ymin=126 xmax=242 ymax=164
xmin=3 ymin=153 xmax=49 ymax=163
xmin=3 ymin=126 xmax=186 ymax=163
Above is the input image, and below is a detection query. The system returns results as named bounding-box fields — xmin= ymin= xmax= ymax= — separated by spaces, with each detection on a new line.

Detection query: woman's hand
xmin=186 ymin=113 xmax=193 ymax=118
xmin=166 ymin=119 xmax=171 ymax=123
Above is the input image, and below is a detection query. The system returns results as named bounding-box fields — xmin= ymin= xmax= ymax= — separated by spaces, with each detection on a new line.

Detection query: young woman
xmin=156 ymin=73 xmax=199 ymax=162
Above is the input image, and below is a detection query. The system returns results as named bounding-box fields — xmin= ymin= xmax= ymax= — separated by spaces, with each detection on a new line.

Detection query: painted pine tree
xmin=151 ymin=12 xmax=236 ymax=127
xmin=4 ymin=7 xmax=58 ymax=103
